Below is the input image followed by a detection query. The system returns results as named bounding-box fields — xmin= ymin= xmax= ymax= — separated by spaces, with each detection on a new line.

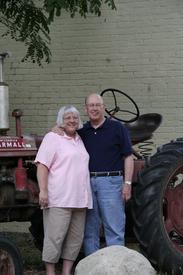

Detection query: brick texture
xmin=1 ymin=0 xmax=183 ymax=155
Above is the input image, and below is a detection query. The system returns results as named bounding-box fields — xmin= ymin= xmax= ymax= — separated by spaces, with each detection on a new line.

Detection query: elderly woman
xmin=35 ymin=105 xmax=93 ymax=275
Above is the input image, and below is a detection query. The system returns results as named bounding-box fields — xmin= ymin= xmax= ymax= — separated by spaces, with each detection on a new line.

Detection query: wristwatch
xmin=125 ymin=181 xmax=131 ymax=185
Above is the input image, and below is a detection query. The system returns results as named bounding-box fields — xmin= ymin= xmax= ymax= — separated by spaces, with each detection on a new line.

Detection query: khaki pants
xmin=42 ymin=207 xmax=86 ymax=263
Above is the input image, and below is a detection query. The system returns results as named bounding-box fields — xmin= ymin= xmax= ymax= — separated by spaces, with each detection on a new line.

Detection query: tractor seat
xmin=124 ymin=113 xmax=163 ymax=142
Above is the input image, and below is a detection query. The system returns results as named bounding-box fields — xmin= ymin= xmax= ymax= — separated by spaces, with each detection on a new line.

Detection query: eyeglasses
xmin=86 ymin=103 xmax=103 ymax=109
xmin=63 ymin=116 xmax=79 ymax=121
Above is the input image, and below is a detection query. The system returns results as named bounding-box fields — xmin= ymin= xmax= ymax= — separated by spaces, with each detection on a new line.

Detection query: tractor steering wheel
xmin=100 ymin=88 xmax=139 ymax=123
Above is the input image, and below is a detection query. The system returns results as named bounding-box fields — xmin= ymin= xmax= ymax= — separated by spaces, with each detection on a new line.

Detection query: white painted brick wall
xmin=1 ymin=0 xmax=183 ymax=155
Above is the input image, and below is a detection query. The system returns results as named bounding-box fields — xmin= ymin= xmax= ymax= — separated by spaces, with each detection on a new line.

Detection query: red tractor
xmin=0 ymin=52 xmax=183 ymax=275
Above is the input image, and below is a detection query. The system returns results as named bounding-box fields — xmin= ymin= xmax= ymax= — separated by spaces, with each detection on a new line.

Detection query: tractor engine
xmin=0 ymin=52 xmax=42 ymax=223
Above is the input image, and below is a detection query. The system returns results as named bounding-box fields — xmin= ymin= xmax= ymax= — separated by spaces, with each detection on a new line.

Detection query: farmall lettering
xmin=0 ymin=139 xmax=26 ymax=149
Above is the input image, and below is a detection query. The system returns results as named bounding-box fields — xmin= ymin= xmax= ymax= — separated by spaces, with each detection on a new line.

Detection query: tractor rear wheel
xmin=0 ymin=236 xmax=23 ymax=275
xmin=131 ymin=138 xmax=183 ymax=275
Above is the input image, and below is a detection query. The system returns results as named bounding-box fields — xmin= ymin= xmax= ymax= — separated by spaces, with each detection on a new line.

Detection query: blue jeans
xmin=83 ymin=175 xmax=125 ymax=256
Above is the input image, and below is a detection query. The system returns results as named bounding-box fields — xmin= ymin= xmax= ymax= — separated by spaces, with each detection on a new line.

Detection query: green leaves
xmin=0 ymin=0 xmax=51 ymax=66
xmin=44 ymin=0 xmax=117 ymax=23
xmin=0 ymin=0 xmax=116 ymax=66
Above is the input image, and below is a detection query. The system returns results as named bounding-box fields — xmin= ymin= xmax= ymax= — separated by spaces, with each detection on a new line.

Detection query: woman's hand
xmin=39 ymin=190 xmax=49 ymax=207
xmin=37 ymin=163 xmax=49 ymax=208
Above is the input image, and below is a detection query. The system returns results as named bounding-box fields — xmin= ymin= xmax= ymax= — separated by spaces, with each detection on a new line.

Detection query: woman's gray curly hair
xmin=56 ymin=105 xmax=83 ymax=130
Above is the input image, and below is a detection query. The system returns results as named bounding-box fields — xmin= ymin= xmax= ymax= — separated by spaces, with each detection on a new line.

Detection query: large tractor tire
xmin=0 ymin=236 xmax=23 ymax=275
xmin=131 ymin=138 xmax=183 ymax=275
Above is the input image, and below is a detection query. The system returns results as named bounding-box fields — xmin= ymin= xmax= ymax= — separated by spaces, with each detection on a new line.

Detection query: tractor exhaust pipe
xmin=0 ymin=51 xmax=12 ymax=135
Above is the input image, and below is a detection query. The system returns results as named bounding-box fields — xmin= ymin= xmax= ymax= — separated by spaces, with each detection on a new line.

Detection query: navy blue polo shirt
xmin=77 ymin=117 xmax=133 ymax=172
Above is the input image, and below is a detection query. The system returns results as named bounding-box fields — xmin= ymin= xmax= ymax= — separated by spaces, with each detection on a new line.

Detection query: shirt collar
xmin=63 ymin=131 xmax=81 ymax=141
xmin=85 ymin=116 xmax=110 ymax=130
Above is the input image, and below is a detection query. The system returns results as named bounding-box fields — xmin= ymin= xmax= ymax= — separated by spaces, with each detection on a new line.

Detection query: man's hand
xmin=51 ymin=125 xmax=64 ymax=136
xmin=122 ymin=183 xmax=131 ymax=203
xmin=122 ymin=154 xmax=133 ymax=203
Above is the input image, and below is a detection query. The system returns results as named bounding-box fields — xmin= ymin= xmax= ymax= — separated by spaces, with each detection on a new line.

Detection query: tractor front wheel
xmin=0 ymin=236 xmax=23 ymax=275
xmin=131 ymin=138 xmax=183 ymax=275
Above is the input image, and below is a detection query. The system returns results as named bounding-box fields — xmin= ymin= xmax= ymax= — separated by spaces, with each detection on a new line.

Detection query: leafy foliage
xmin=44 ymin=0 xmax=116 ymax=22
xmin=0 ymin=0 xmax=116 ymax=66
xmin=0 ymin=0 xmax=51 ymax=66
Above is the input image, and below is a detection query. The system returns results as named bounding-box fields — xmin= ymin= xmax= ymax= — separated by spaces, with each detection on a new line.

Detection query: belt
xmin=90 ymin=171 xmax=123 ymax=178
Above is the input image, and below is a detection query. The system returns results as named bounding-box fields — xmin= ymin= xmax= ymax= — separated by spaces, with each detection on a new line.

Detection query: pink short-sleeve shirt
xmin=35 ymin=132 xmax=93 ymax=209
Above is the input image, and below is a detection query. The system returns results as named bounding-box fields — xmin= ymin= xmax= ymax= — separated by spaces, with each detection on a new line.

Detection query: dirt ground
xmin=0 ymin=231 xmax=141 ymax=275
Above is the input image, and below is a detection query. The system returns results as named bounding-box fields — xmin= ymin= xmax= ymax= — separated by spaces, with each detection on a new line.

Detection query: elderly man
xmin=52 ymin=94 xmax=133 ymax=257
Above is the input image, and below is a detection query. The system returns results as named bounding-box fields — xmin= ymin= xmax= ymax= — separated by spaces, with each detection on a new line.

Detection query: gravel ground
xmin=0 ymin=231 xmax=141 ymax=275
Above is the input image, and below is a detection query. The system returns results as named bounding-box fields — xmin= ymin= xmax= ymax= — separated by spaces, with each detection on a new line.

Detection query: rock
xmin=74 ymin=245 xmax=156 ymax=275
